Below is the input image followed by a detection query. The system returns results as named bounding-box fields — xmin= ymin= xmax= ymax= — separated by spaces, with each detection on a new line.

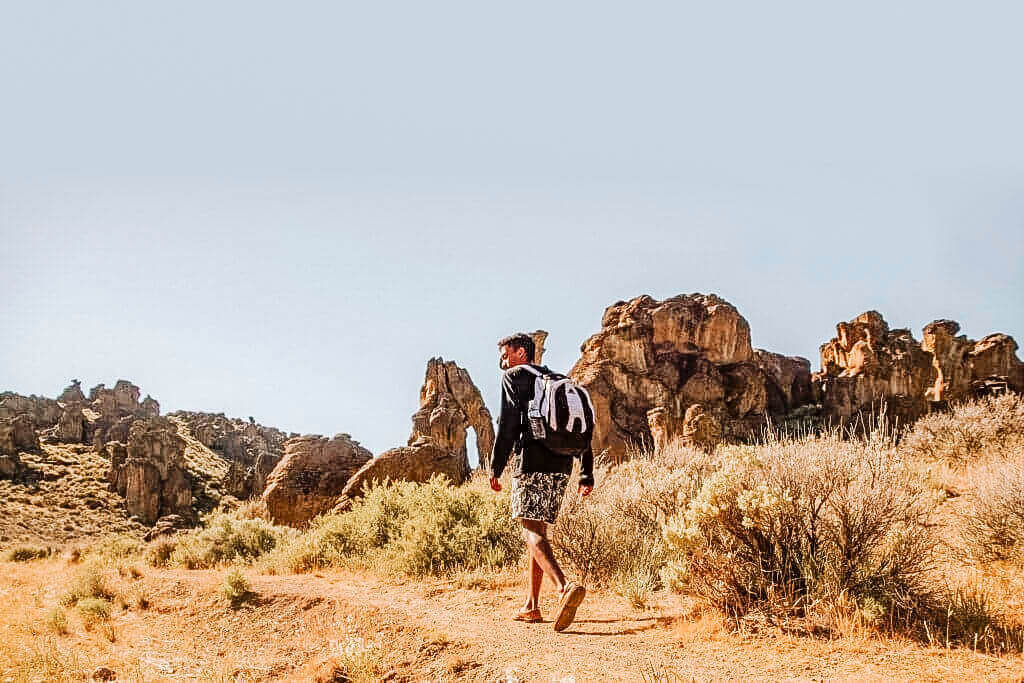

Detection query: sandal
xmin=512 ymin=607 xmax=542 ymax=623
xmin=553 ymin=582 xmax=586 ymax=632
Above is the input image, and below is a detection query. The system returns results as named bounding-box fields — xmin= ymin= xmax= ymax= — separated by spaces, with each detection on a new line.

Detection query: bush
xmin=47 ymin=606 xmax=69 ymax=635
xmin=144 ymin=538 xmax=178 ymax=567
xmin=221 ymin=568 xmax=255 ymax=607
xmin=60 ymin=565 xmax=114 ymax=607
xmin=169 ymin=511 xmax=293 ymax=569
xmin=661 ymin=433 xmax=940 ymax=622
xmin=2 ymin=544 xmax=53 ymax=562
xmin=959 ymin=461 xmax=1024 ymax=562
xmin=265 ymin=475 xmax=522 ymax=576
xmin=76 ymin=597 xmax=111 ymax=630
xmin=325 ymin=637 xmax=383 ymax=683
xmin=901 ymin=393 xmax=1024 ymax=465
xmin=552 ymin=441 xmax=709 ymax=590
xmin=79 ymin=534 xmax=143 ymax=565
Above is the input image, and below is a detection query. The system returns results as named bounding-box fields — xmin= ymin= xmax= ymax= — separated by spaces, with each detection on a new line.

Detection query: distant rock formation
xmin=569 ymin=294 xmax=812 ymax=462
xmin=412 ymin=358 xmax=495 ymax=473
xmin=170 ymin=411 xmax=290 ymax=500
xmin=814 ymin=311 xmax=1024 ymax=424
xmin=260 ymin=434 xmax=372 ymax=527
xmin=333 ymin=357 xmax=492 ymax=509
xmin=0 ymin=392 xmax=60 ymax=428
xmin=0 ymin=413 xmax=40 ymax=455
xmin=107 ymin=417 xmax=192 ymax=525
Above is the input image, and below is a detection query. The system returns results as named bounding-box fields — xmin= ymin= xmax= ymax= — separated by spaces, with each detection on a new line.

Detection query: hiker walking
xmin=489 ymin=333 xmax=595 ymax=631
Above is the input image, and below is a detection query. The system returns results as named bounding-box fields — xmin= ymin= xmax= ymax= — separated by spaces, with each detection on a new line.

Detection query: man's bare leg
xmin=520 ymin=519 xmax=567 ymax=594
xmin=523 ymin=554 xmax=544 ymax=611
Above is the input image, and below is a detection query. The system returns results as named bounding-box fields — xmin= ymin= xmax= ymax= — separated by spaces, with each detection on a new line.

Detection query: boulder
xmin=334 ymin=439 xmax=467 ymax=509
xmin=969 ymin=334 xmax=1024 ymax=392
xmin=107 ymin=417 xmax=192 ymax=525
xmin=260 ymin=434 xmax=372 ymax=527
xmin=570 ymin=293 xmax=805 ymax=462
xmin=412 ymin=358 xmax=495 ymax=473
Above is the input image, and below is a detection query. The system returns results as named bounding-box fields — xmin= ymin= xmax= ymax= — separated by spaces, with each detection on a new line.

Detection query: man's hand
xmin=579 ymin=484 xmax=593 ymax=496
xmin=489 ymin=477 xmax=502 ymax=492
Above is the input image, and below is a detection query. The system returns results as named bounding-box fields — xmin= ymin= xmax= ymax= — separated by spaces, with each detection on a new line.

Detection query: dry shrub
xmin=81 ymin=534 xmax=143 ymax=564
xmin=144 ymin=537 xmax=178 ymax=567
xmin=75 ymin=597 xmax=111 ymax=630
xmin=264 ymin=475 xmax=521 ymax=576
xmin=662 ymin=433 xmax=940 ymax=625
xmin=169 ymin=510 xmax=293 ymax=569
xmin=46 ymin=606 xmax=69 ymax=635
xmin=552 ymin=441 xmax=710 ymax=594
xmin=959 ymin=460 xmax=1024 ymax=562
xmin=901 ymin=393 xmax=1024 ymax=465
xmin=321 ymin=637 xmax=383 ymax=683
xmin=2 ymin=544 xmax=53 ymax=562
xmin=59 ymin=565 xmax=115 ymax=607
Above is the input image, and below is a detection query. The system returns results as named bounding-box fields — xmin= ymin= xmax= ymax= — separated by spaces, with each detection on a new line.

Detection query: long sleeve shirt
xmin=489 ymin=363 xmax=595 ymax=487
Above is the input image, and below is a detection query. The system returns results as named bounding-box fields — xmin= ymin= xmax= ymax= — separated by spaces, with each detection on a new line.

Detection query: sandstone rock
xmin=0 ymin=393 xmax=60 ymax=428
xmin=335 ymin=439 xmax=467 ymax=509
xmin=54 ymin=403 xmax=87 ymax=442
xmin=0 ymin=414 xmax=40 ymax=454
xmin=108 ymin=417 xmax=192 ymax=525
xmin=754 ymin=350 xmax=813 ymax=414
xmin=681 ymin=404 xmax=721 ymax=453
xmin=570 ymin=293 xmax=801 ymax=462
xmin=260 ymin=434 xmax=372 ymax=527
xmin=814 ymin=312 xmax=1024 ymax=424
xmin=530 ymin=330 xmax=549 ymax=365
xmin=140 ymin=395 xmax=160 ymax=418
xmin=143 ymin=514 xmax=189 ymax=541
xmin=412 ymin=358 xmax=495 ymax=473
xmin=0 ymin=452 xmax=20 ymax=479
xmin=58 ymin=380 xmax=86 ymax=404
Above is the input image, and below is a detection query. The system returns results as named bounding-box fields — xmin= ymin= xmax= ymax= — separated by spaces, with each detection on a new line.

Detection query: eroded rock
xmin=412 ymin=358 xmax=495 ymax=473
xmin=107 ymin=417 xmax=192 ymax=525
xmin=260 ymin=434 xmax=372 ymax=527
xmin=334 ymin=439 xmax=467 ymax=510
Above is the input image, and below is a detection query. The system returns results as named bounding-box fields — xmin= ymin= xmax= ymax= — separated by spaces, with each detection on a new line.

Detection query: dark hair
xmin=498 ymin=333 xmax=535 ymax=362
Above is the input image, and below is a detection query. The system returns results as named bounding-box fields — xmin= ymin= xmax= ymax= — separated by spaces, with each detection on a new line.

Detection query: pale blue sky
xmin=2 ymin=2 xmax=1022 ymax=462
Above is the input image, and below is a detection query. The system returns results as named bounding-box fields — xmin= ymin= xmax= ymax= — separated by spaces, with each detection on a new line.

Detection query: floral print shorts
xmin=510 ymin=471 xmax=570 ymax=524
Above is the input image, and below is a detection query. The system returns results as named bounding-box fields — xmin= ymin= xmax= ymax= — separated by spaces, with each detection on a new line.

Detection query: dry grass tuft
xmin=901 ymin=393 xmax=1024 ymax=465
xmin=2 ymin=544 xmax=54 ymax=562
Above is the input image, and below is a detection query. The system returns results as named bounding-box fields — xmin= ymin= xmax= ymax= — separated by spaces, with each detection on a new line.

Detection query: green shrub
xmin=265 ymin=475 xmax=522 ymax=576
xmin=221 ymin=568 xmax=255 ymax=607
xmin=76 ymin=597 xmax=111 ymax=630
xmin=82 ymin=534 xmax=143 ymax=564
xmin=47 ymin=606 xmax=69 ymax=635
xmin=2 ymin=544 xmax=53 ymax=562
xmin=169 ymin=511 xmax=293 ymax=569
xmin=661 ymin=434 xmax=940 ymax=621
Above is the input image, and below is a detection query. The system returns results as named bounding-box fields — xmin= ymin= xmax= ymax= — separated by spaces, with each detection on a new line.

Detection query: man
xmin=489 ymin=333 xmax=594 ymax=632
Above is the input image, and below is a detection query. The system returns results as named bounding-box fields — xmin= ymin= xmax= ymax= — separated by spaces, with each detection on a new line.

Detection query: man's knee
xmin=519 ymin=518 xmax=547 ymax=542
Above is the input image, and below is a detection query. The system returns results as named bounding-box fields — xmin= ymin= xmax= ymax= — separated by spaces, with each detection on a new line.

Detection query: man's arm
xmin=489 ymin=371 xmax=521 ymax=481
xmin=578 ymin=444 xmax=594 ymax=489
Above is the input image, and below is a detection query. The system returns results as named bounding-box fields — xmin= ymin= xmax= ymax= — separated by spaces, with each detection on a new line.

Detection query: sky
xmin=2 ymin=2 xmax=1022 ymax=464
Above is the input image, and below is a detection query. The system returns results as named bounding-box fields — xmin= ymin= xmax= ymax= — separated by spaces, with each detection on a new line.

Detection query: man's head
xmin=497 ymin=333 xmax=535 ymax=370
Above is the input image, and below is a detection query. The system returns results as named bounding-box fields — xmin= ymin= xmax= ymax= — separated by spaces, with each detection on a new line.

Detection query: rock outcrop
xmin=85 ymin=380 xmax=158 ymax=446
xmin=0 ymin=413 xmax=40 ymax=454
xmin=570 ymin=294 xmax=811 ymax=462
xmin=334 ymin=439 xmax=466 ymax=509
xmin=170 ymin=411 xmax=290 ymax=500
xmin=412 ymin=358 xmax=495 ymax=473
xmin=814 ymin=312 xmax=1024 ymax=424
xmin=0 ymin=392 xmax=60 ymax=428
xmin=260 ymin=434 xmax=372 ymax=527
xmin=107 ymin=417 xmax=192 ymax=524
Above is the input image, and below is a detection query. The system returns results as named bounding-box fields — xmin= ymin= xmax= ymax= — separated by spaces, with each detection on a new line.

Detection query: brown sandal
xmin=512 ymin=607 xmax=542 ymax=623
xmin=553 ymin=582 xmax=586 ymax=632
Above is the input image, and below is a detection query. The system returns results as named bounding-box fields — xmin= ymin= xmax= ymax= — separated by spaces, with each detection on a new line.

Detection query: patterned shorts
xmin=510 ymin=471 xmax=570 ymax=524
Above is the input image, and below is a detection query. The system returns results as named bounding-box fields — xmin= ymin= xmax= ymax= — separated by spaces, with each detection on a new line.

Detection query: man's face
xmin=499 ymin=344 xmax=527 ymax=370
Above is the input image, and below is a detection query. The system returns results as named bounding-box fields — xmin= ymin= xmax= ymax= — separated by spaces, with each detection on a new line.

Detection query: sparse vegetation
xmin=959 ymin=461 xmax=1024 ymax=562
xmin=60 ymin=565 xmax=114 ymax=607
xmin=166 ymin=510 xmax=293 ymax=569
xmin=901 ymin=393 xmax=1024 ymax=465
xmin=221 ymin=568 xmax=255 ymax=607
xmin=661 ymin=433 xmax=940 ymax=625
xmin=76 ymin=597 xmax=112 ymax=630
xmin=2 ymin=544 xmax=53 ymax=562
xmin=46 ymin=606 xmax=69 ymax=635
xmin=263 ymin=475 xmax=522 ymax=576
xmin=325 ymin=636 xmax=384 ymax=683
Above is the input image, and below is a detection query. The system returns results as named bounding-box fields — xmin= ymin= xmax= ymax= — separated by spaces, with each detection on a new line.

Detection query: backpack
xmin=517 ymin=365 xmax=595 ymax=457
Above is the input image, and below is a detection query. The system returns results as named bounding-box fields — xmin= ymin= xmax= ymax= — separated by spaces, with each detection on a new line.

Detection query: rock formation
xmin=0 ymin=392 xmax=60 ymax=428
xmin=85 ymin=380 xmax=156 ymax=446
xmin=813 ymin=312 xmax=1024 ymax=424
xmin=170 ymin=411 xmax=290 ymax=500
xmin=0 ymin=450 xmax=19 ymax=479
xmin=335 ymin=438 xmax=466 ymax=509
xmin=570 ymin=293 xmax=812 ymax=462
xmin=107 ymin=417 xmax=192 ymax=525
xmin=412 ymin=358 xmax=495 ymax=473
xmin=0 ymin=413 xmax=40 ymax=454
xmin=260 ymin=434 xmax=372 ymax=526
xmin=530 ymin=330 xmax=548 ymax=365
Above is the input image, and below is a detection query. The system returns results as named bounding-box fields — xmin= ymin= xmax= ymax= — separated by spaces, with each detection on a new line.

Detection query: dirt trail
xmin=173 ymin=569 xmax=1023 ymax=682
